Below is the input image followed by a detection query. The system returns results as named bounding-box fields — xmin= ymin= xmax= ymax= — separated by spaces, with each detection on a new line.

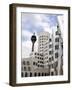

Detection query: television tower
xmin=31 ymin=33 xmax=37 ymax=52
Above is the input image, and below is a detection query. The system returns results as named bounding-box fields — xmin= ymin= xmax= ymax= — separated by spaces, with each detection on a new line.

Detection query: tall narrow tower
xmin=31 ymin=33 xmax=37 ymax=52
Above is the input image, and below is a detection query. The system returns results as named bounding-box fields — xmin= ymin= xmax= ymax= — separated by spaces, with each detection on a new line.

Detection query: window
xmin=38 ymin=65 xmax=39 ymax=67
xmin=37 ymin=53 xmax=39 ymax=55
xmin=24 ymin=67 xmax=26 ymax=71
xmin=61 ymin=42 xmax=63 ymax=48
xmin=49 ymin=51 xmax=53 ymax=55
xmin=21 ymin=72 xmax=23 ymax=77
xmin=23 ymin=61 xmax=25 ymax=65
xmin=42 ymin=58 xmax=43 ymax=60
xmin=52 ymin=56 xmax=54 ymax=60
xmin=51 ymin=72 xmax=54 ymax=76
xmin=38 ymin=57 xmax=39 ymax=59
xmin=49 ymin=38 xmax=52 ymax=42
xmin=49 ymin=44 xmax=52 ymax=48
xmin=55 ymin=38 xmax=59 ymax=42
xmin=34 ymin=72 xmax=37 ymax=76
xmin=49 ymin=57 xmax=52 ymax=62
xmin=25 ymin=72 xmax=28 ymax=77
xmin=45 ymin=73 xmax=47 ymax=76
xmin=38 ymin=61 xmax=39 ymax=63
xmin=40 ymin=57 xmax=41 ymax=59
xmin=36 ymin=63 xmax=37 ymax=66
xmin=56 ymin=31 xmax=59 ymax=35
xmin=55 ymin=45 xmax=59 ymax=50
xmin=38 ymin=73 xmax=40 ymax=76
xmin=28 ymin=67 xmax=31 ymax=71
xmin=42 ymin=73 xmax=44 ymax=76
xmin=30 ymin=72 xmax=32 ymax=77
xmin=27 ymin=61 xmax=30 ymax=65
xmin=35 ymin=53 xmax=36 ymax=55
xmin=55 ymin=52 xmax=59 ymax=58
xmin=33 ymin=62 xmax=35 ymax=65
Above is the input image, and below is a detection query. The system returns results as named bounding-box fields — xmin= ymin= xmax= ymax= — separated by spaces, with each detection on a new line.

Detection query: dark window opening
xmin=45 ymin=73 xmax=46 ymax=76
xmin=55 ymin=38 xmax=59 ymax=42
xmin=56 ymin=31 xmax=59 ymax=35
xmin=49 ymin=57 xmax=52 ymax=62
xmin=23 ymin=61 xmax=25 ymax=65
xmin=38 ymin=73 xmax=40 ymax=76
xmin=25 ymin=72 xmax=28 ymax=77
xmin=24 ymin=67 xmax=26 ymax=71
xmin=55 ymin=45 xmax=59 ymax=50
xmin=51 ymin=72 xmax=54 ymax=76
xmin=30 ymin=72 xmax=32 ymax=77
xmin=49 ymin=51 xmax=53 ymax=55
xmin=21 ymin=72 xmax=23 ymax=77
xmin=27 ymin=61 xmax=30 ymax=65
xmin=49 ymin=38 xmax=52 ymax=42
xmin=49 ymin=44 xmax=52 ymax=48
xmin=34 ymin=72 xmax=37 ymax=76
xmin=55 ymin=52 xmax=59 ymax=58
xmin=33 ymin=62 xmax=35 ymax=65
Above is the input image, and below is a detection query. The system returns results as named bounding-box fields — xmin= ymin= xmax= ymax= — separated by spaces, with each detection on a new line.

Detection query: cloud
xmin=21 ymin=13 xmax=63 ymax=58
xmin=22 ymin=30 xmax=32 ymax=41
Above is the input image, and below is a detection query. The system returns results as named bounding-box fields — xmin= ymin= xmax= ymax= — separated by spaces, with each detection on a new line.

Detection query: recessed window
xmin=55 ymin=45 xmax=59 ymax=49
xmin=49 ymin=51 xmax=53 ymax=55
xmin=35 ymin=53 xmax=36 ymax=55
xmin=49 ymin=57 xmax=52 ymax=62
xmin=55 ymin=38 xmax=59 ymax=42
xmin=30 ymin=72 xmax=32 ymax=77
xmin=21 ymin=72 xmax=23 ymax=77
xmin=28 ymin=67 xmax=31 ymax=71
xmin=37 ymin=53 xmax=39 ymax=55
xmin=25 ymin=72 xmax=28 ymax=77
xmin=42 ymin=73 xmax=44 ymax=76
xmin=49 ymin=38 xmax=52 ymax=42
xmin=49 ymin=44 xmax=52 ymax=48
xmin=45 ymin=73 xmax=47 ymax=76
xmin=33 ymin=62 xmax=35 ymax=65
xmin=42 ymin=58 xmax=43 ymax=60
xmin=55 ymin=52 xmax=59 ymax=58
xmin=56 ymin=31 xmax=59 ymax=35
xmin=27 ymin=61 xmax=30 ymax=65
xmin=38 ymin=73 xmax=40 ymax=76
xmin=51 ymin=72 xmax=54 ymax=76
xmin=34 ymin=72 xmax=37 ymax=76
xmin=38 ymin=65 xmax=39 ymax=67
xmin=24 ymin=67 xmax=26 ymax=71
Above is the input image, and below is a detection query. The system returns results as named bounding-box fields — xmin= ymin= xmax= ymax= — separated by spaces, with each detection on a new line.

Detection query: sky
xmin=21 ymin=13 xmax=64 ymax=58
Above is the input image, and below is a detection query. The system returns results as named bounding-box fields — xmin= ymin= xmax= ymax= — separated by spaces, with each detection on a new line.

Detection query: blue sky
xmin=21 ymin=13 xmax=63 ymax=58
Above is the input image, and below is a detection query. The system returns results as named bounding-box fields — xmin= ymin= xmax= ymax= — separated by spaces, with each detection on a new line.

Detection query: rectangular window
xmin=49 ymin=57 xmax=52 ymax=62
xmin=55 ymin=38 xmax=59 ymax=42
xmin=49 ymin=38 xmax=52 ymax=42
xmin=55 ymin=45 xmax=59 ymax=50
xmin=33 ymin=62 xmax=35 ymax=65
xmin=49 ymin=44 xmax=52 ymax=48
xmin=56 ymin=31 xmax=59 ymax=35
xmin=28 ymin=67 xmax=31 ymax=71
xmin=55 ymin=52 xmax=59 ymax=58
xmin=24 ymin=67 xmax=26 ymax=71
xmin=49 ymin=51 xmax=53 ymax=55
xmin=27 ymin=61 xmax=30 ymax=65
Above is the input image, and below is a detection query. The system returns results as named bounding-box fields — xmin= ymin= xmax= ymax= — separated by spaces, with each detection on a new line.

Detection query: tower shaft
xmin=32 ymin=43 xmax=34 ymax=52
